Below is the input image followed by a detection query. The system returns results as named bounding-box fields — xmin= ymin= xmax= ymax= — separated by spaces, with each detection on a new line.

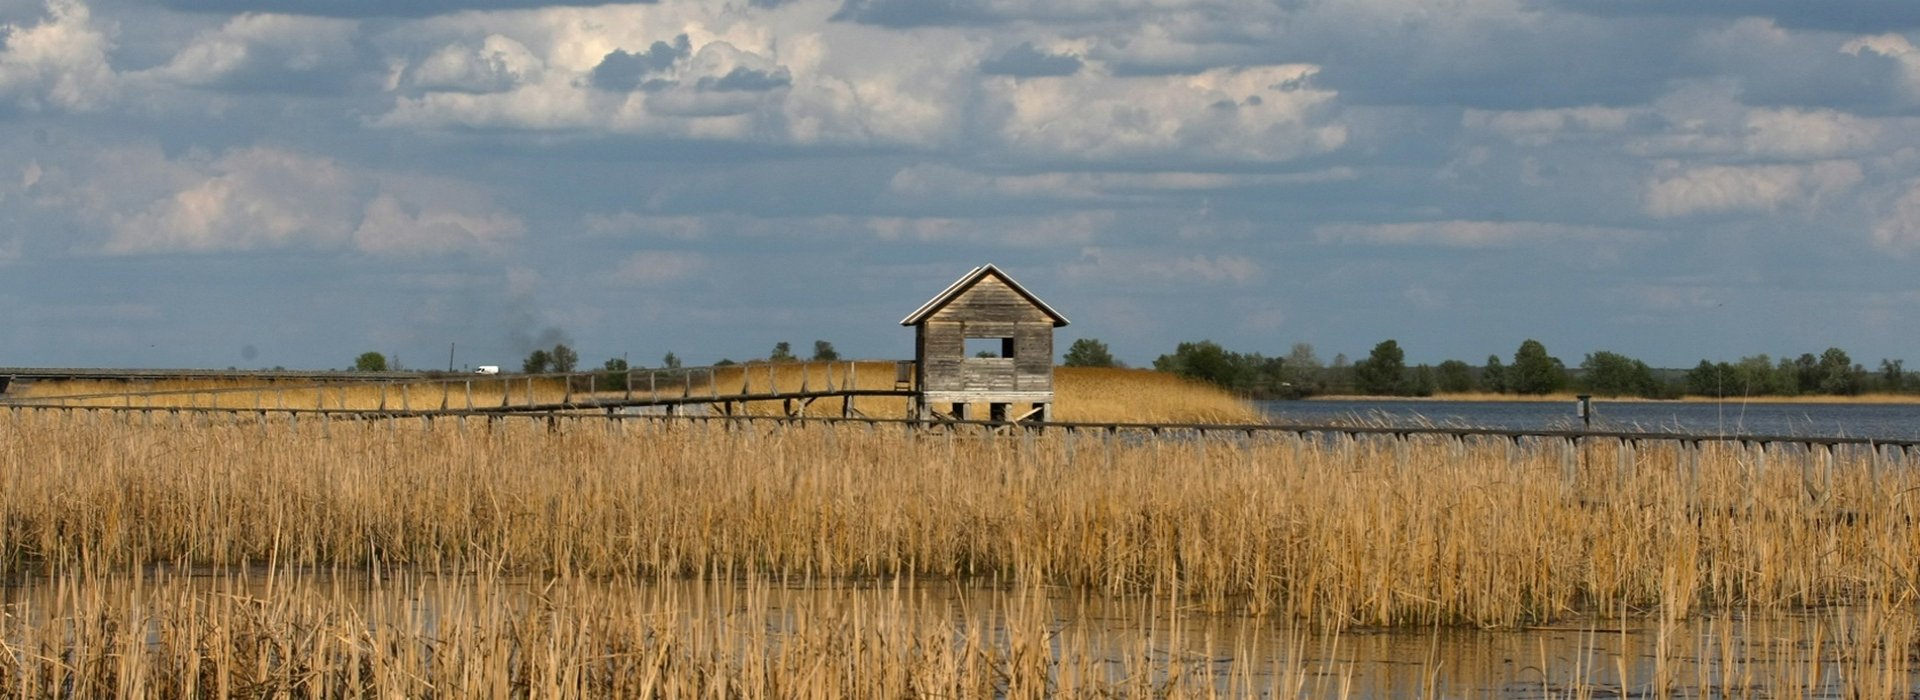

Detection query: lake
xmin=1258 ymin=398 xmax=1920 ymax=441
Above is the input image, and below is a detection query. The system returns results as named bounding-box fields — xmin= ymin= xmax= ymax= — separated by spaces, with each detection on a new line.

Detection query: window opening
xmin=965 ymin=337 xmax=1015 ymax=358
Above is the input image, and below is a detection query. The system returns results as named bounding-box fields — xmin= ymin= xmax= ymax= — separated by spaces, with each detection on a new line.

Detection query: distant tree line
xmin=1089 ymin=337 xmax=1917 ymax=400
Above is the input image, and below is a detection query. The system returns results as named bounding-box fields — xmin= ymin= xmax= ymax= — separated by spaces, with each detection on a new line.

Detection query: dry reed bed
xmin=4 ymin=567 xmax=1916 ymax=697
xmin=8 ymin=364 xmax=1264 ymax=424
xmin=4 ymin=409 xmax=1918 ymax=631
xmin=4 ymin=570 xmax=1325 ymax=699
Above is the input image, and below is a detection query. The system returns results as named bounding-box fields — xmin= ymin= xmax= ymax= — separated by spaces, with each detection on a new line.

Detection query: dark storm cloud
xmin=589 ymin=35 xmax=690 ymax=92
xmin=1552 ymin=0 xmax=1920 ymax=33
xmin=980 ymin=42 xmax=1081 ymax=77
xmin=142 ymin=0 xmax=647 ymax=18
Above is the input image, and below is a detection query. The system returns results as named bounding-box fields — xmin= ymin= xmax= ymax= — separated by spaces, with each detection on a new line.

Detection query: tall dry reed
xmin=3 ymin=409 xmax=1917 ymax=629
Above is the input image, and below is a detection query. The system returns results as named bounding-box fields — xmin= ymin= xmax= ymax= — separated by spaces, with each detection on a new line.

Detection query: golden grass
xmin=1053 ymin=366 xmax=1263 ymax=423
xmin=4 ymin=409 xmax=1917 ymax=630
xmin=6 ymin=363 xmax=1264 ymax=424
xmin=4 ymin=408 xmax=1920 ymax=695
xmin=0 ymin=569 xmax=1344 ymax=699
xmin=8 ymin=375 xmax=578 ymax=411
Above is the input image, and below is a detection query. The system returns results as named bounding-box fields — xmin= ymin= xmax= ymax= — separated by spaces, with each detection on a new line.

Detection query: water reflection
xmin=5 ymin=570 xmax=1914 ymax=697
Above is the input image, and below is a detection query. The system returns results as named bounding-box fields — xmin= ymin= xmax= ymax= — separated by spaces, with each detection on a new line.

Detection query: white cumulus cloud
xmin=0 ymin=0 xmax=115 ymax=111
xmin=146 ymin=12 xmax=360 ymax=90
xmin=1872 ymin=181 xmax=1920 ymax=255
xmin=80 ymin=145 xmax=521 ymax=256
xmin=988 ymin=63 xmax=1346 ymax=162
xmin=407 ymin=34 xmax=541 ymax=93
xmin=353 ymin=191 xmax=525 ymax=256
xmin=1643 ymin=161 xmax=1863 ymax=218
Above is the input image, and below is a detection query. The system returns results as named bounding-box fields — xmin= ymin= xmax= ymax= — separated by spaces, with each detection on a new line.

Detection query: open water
xmin=1258 ymin=398 xmax=1920 ymax=441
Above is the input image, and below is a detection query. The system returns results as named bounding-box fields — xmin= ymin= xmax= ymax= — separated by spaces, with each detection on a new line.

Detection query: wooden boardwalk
xmin=7 ymin=363 xmax=1920 ymax=455
xmin=0 ymin=361 xmax=919 ymax=419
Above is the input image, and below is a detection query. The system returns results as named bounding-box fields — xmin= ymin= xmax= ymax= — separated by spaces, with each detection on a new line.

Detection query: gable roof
xmin=899 ymin=264 xmax=1070 ymax=327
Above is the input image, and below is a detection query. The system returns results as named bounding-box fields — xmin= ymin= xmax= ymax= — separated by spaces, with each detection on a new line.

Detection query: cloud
xmin=1314 ymin=221 xmax=1642 ymax=248
xmin=1872 ymin=181 xmax=1920 ymax=255
xmin=408 ymin=34 xmax=542 ymax=93
xmin=988 ymin=63 xmax=1347 ymax=162
xmin=697 ymin=64 xmax=791 ymax=91
xmin=866 ymin=210 xmax=1111 ymax=247
xmin=886 ymin=163 xmax=1357 ymax=201
xmin=583 ymin=212 xmax=712 ymax=240
xmin=145 ymin=12 xmax=363 ymax=93
xmin=1843 ymin=33 xmax=1920 ymax=101
xmin=829 ymin=0 xmax=992 ymax=28
xmin=0 ymin=0 xmax=116 ymax=111
xmin=607 ymin=250 xmax=708 ymax=286
xmin=1462 ymin=105 xmax=1638 ymax=146
xmin=352 ymin=189 xmax=526 ymax=256
xmin=385 ymin=26 xmax=799 ymax=132
xmin=1643 ymin=161 xmax=1863 ymax=218
xmin=980 ymin=42 xmax=1080 ymax=77
xmin=1739 ymin=108 xmax=1881 ymax=160
xmin=1556 ymin=0 xmax=1920 ymax=33
xmin=589 ymin=34 xmax=688 ymax=92
xmin=65 ymin=145 xmax=521 ymax=256
xmin=147 ymin=0 xmax=645 ymax=20
xmin=1060 ymin=247 xmax=1258 ymax=287
xmin=105 ymin=147 xmax=360 ymax=253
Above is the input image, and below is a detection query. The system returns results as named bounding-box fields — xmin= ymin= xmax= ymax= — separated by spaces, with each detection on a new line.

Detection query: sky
xmin=3 ymin=0 xmax=1920 ymax=371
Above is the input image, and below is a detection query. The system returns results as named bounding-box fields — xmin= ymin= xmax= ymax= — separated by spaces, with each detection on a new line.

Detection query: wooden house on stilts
xmin=901 ymin=264 xmax=1069 ymax=422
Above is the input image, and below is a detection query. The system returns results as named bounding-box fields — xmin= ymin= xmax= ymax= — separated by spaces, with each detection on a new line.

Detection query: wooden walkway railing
xmin=6 ymin=362 xmax=1920 ymax=461
xmin=0 ymin=361 xmax=918 ymax=418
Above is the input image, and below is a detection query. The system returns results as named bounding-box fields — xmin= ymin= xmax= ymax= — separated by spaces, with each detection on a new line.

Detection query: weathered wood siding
xmin=917 ymin=276 xmax=1055 ymax=396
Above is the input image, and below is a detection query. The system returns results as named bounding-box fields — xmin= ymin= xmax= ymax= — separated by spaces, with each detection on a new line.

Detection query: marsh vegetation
xmin=2 ymin=397 xmax=1918 ymax=695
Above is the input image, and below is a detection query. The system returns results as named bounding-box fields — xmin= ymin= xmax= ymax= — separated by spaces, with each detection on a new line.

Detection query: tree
xmin=1408 ymin=364 xmax=1436 ymax=397
xmin=1881 ymin=359 xmax=1905 ymax=392
xmin=1732 ymin=355 xmax=1784 ymax=395
xmin=1285 ymin=343 xmax=1322 ymax=370
xmin=1152 ymin=341 xmax=1239 ymax=387
xmin=1817 ymin=347 xmax=1862 ymax=395
xmin=600 ymin=357 xmax=630 ymax=389
xmin=550 ymin=343 xmax=579 ymax=373
xmin=1435 ymin=359 xmax=1475 ymax=393
xmin=1062 ymin=338 xmax=1118 ymax=367
xmin=770 ymin=342 xmax=796 ymax=362
xmin=1791 ymin=353 xmax=1821 ymax=395
xmin=1580 ymin=350 xmax=1657 ymax=398
xmin=1687 ymin=360 xmax=1733 ymax=397
xmin=811 ymin=340 xmax=839 ymax=362
xmin=1351 ymin=339 xmax=1406 ymax=396
xmin=662 ymin=352 xmax=682 ymax=369
xmin=1508 ymin=339 xmax=1566 ymax=395
xmin=522 ymin=349 xmax=552 ymax=374
xmin=1480 ymin=355 xmax=1506 ymax=393
xmin=353 ymin=352 xmax=388 ymax=372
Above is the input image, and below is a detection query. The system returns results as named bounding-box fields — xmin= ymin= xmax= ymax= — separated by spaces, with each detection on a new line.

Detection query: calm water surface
xmin=1259 ymin=399 xmax=1920 ymax=441
xmin=5 ymin=573 xmax=1913 ymax=698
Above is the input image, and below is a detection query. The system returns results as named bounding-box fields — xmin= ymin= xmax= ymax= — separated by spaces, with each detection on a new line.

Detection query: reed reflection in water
xmin=4 ymin=569 xmax=1916 ymax=698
